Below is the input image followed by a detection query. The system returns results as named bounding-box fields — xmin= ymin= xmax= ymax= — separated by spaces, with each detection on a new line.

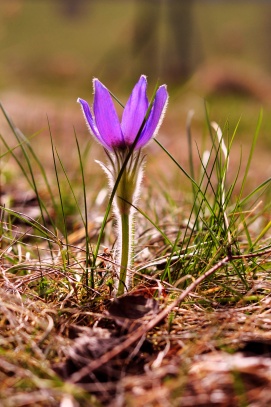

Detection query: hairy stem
xmin=117 ymin=212 xmax=132 ymax=296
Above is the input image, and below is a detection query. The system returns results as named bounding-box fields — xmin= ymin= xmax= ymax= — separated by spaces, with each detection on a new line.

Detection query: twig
xmin=69 ymin=248 xmax=271 ymax=384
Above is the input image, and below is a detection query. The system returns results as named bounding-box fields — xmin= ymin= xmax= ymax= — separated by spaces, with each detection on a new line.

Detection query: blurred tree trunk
xmin=133 ymin=0 xmax=196 ymax=83
xmin=132 ymin=0 xmax=162 ymax=78
xmin=164 ymin=0 xmax=195 ymax=82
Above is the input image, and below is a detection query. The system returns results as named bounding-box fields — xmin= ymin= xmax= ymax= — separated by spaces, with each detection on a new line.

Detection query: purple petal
xmin=77 ymin=98 xmax=113 ymax=150
xmin=93 ymin=79 xmax=124 ymax=149
xmin=121 ymin=75 xmax=149 ymax=145
xmin=136 ymin=85 xmax=168 ymax=149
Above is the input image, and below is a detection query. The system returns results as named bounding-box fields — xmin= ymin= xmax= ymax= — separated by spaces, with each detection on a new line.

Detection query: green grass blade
xmin=75 ymin=131 xmax=93 ymax=287
xmin=48 ymin=129 xmax=69 ymax=265
xmin=0 ymin=103 xmax=55 ymax=231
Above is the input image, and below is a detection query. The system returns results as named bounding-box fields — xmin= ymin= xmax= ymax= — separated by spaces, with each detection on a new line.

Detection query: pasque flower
xmin=77 ymin=75 xmax=168 ymax=152
xmin=78 ymin=75 xmax=168 ymax=295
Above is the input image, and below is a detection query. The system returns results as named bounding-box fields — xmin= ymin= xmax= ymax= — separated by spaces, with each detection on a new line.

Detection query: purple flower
xmin=77 ymin=75 xmax=168 ymax=152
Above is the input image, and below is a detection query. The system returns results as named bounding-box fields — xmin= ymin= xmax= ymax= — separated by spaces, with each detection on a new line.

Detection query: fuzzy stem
xmin=117 ymin=212 xmax=131 ymax=296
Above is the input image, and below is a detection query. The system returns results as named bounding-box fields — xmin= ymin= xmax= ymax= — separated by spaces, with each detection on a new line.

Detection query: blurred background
xmin=1 ymin=0 xmax=271 ymax=194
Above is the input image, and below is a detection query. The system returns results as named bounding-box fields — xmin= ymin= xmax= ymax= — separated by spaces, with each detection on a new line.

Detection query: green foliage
xmin=1 ymin=99 xmax=271 ymax=406
xmin=136 ymin=108 xmax=271 ymax=303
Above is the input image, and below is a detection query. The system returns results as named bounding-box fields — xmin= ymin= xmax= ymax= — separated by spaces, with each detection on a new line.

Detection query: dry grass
xmin=1 ymin=217 xmax=271 ymax=407
xmin=2 ymin=272 xmax=271 ymax=406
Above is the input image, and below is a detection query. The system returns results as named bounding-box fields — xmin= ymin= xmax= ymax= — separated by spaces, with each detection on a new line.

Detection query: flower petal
xmin=136 ymin=85 xmax=168 ymax=149
xmin=121 ymin=75 xmax=149 ymax=145
xmin=77 ymin=98 xmax=113 ymax=150
xmin=93 ymin=79 xmax=124 ymax=149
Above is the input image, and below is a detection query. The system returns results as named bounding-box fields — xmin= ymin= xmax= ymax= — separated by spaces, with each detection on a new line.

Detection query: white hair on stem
xmin=96 ymin=150 xmax=145 ymax=293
